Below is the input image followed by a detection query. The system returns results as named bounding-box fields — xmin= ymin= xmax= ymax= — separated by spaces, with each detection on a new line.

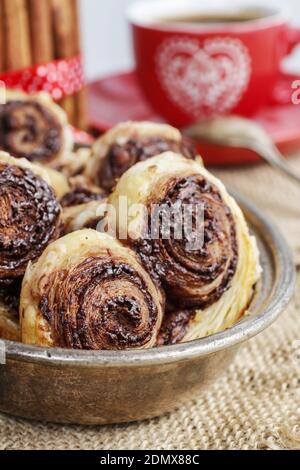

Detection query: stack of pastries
xmin=0 ymin=91 xmax=261 ymax=350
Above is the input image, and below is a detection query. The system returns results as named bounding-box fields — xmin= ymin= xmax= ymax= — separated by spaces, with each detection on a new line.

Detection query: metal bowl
xmin=0 ymin=193 xmax=295 ymax=425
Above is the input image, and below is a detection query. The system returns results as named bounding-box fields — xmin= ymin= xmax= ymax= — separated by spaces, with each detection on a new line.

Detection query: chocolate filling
xmin=0 ymin=279 xmax=21 ymax=319
xmin=99 ymin=136 xmax=197 ymax=190
xmin=157 ymin=309 xmax=195 ymax=346
xmin=60 ymin=187 xmax=106 ymax=208
xmin=0 ymin=163 xmax=62 ymax=282
xmin=0 ymin=100 xmax=63 ymax=162
xmin=39 ymin=259 xmax=159 ymax=350
xmin=135 ymin=175 xmax=238 ymax=309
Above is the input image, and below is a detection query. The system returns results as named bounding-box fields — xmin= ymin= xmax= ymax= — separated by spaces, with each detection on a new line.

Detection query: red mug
xmin=128 ymin=0 xmax=300 ymax=128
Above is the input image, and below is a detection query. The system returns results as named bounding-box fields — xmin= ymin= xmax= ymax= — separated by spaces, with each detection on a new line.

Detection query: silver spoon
xmin=185 ymin=116 xmax=300 ymax=185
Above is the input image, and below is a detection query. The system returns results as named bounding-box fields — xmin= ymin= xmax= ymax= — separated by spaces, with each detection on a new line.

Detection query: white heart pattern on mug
xmin=156 ymin=37 xmax=251 ymax=119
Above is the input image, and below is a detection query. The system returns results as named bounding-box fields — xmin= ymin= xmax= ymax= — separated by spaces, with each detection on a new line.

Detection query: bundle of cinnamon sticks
xmin=0 ymin=0 xmax=86 ymax=128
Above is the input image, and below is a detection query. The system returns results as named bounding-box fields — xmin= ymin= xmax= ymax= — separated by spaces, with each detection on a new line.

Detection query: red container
xmin=128 ymin=0 xmax=300 ymax=128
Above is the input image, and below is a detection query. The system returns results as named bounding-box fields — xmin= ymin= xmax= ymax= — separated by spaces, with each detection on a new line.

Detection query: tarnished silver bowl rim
xmin=3 ymin=192 xmax=296 ymax=367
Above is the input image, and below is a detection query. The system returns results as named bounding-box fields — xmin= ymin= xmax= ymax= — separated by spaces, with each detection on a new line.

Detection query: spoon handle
xmin=250 ymin=142 xmax=300 ymax=185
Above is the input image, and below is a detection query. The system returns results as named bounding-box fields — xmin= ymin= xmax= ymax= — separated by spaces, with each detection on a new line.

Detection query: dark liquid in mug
xmin=156 ymin=11 xmax=269 ymax=25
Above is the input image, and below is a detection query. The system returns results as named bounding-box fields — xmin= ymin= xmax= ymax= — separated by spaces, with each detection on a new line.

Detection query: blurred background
xmin=80 ymin=0 xmax=300 ymax=81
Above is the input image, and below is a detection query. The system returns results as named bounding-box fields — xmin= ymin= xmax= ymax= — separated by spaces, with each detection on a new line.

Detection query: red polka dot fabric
xmin=0 ymin=55 xmax=84 ymax=101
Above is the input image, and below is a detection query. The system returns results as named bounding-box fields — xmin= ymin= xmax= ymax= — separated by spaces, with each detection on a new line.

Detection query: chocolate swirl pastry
xmin=0 ymin=280 xmax=21 ymax=341
xmin=20 ymin=230 xmax=164 ymax=350
xmin=0 ymin=153 xmax=63 ymax=284
xmin=57 ymin=147 xmax=93 ymax=179
xmin=0 ymin=91 xmax=73 ymax=167
xmin=157 ymin=309 xmax=195 ymax=346
xmin=108 ymin=152 xmax=261 ymax=333
xmin=61 ymin=176 xmax=107 ymax=208
xmin=136 ymin=174 xmax=240 ymax=308
xmin=85 ymin=121 xmax=201 ymax=191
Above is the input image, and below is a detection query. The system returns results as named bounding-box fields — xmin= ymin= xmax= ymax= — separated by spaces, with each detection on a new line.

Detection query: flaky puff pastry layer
xmin=108 ymin=152 xmax=261 ymax=340
xmin=57 ymin=147 xmax=93 ymax=179
xmin=84 ymin=121 xmax=202 ymax=191
xmin=0 ymin=303 xmax=20 ymax=342
xmin=62 ymin=199 xmax=108 ymax=234
xmin=20 ymin=230 xmax=164 ymax=350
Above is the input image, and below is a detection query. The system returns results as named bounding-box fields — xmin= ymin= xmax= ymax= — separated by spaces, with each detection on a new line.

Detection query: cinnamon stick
xmin=3 ymin=0 xmax=32 ymax=70
xmin=51 ymin=0 xmax=76 ymax=124
xmin=0 ymin=0 xmax=6 ymax=72
xmin=72 ymin=0 xmax=87 ymax=129
xmin=28 ymin=0 xmax=54 ymax=64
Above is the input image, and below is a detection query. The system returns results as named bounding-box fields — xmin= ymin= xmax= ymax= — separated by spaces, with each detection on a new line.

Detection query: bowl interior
xmin=3 ymin=192 xmax=295 ymax=367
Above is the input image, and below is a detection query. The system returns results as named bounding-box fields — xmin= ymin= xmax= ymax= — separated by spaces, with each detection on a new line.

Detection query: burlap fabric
xmin=1 ymin=155 xmax=300 ymax=450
